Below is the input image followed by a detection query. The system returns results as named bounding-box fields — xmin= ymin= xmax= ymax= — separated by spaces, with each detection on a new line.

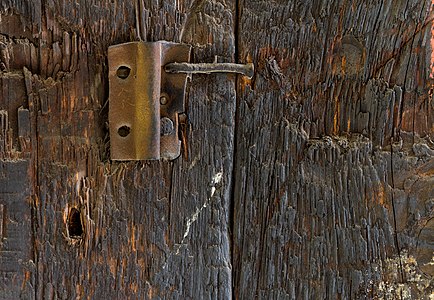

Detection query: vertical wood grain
xmin=233 ymin=0 xmax=433 ymax=299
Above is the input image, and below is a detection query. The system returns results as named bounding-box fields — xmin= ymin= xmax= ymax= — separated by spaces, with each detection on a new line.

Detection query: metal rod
xmin=165 ymin=62 xmax=254 ymax=79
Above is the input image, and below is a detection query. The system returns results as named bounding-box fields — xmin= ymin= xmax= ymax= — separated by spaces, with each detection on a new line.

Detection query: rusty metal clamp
xmin=108 ymin=41 xmax=254 ymax=161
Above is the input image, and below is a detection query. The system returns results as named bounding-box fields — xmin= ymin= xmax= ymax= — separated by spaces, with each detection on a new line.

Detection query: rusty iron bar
xmin=165 ymin=62 xmax=254 ymax=79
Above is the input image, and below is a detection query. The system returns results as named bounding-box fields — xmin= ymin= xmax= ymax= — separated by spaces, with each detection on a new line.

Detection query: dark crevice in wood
xmin=24 ymin=64 xmax=41 ymax=300
xmin=234 ymin=0 xmax=240 ymax=64
xmin=168 ymin=161 xmax=174 ymax=239
xmin=30 ymin=196 xmax=38 ymax=300
xmin=231 ymin=0 xmax=241 ymax=298
xmin=67 ymin=207 xmax=83 ymax=238
xmin=134 ymin=0 xmax=142 ymax=41
xmin=100 ymin=57 xmax=110 ymax=161
xmin=390 ymin=146 xmax=405 ymax=286
xmin=229 ymin=120 xmax=238 ymax=299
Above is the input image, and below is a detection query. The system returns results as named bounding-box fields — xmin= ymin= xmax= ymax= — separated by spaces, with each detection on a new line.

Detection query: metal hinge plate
xmin=108 ymin=41 xmax=191 ymax=160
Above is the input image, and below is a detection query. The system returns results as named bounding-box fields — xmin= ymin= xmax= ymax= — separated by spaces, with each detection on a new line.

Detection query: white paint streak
xmin=176 ymin=171 xmax=223 ymax=254
xmin=212 ymin=172 xmax=223 ymax=184
xmin=210 ymin=171 xmax=223 ymax=198
xmin=182 ymin=202 xmax=206 ymax=239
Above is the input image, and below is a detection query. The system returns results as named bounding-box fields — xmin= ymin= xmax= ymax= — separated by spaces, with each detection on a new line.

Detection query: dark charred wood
xmin=0 ymin=1 xmax=432 ymax=299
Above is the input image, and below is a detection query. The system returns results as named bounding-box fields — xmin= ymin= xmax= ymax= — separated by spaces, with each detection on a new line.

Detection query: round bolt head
xmin=161 ymin=117 xmax=174 ymax=135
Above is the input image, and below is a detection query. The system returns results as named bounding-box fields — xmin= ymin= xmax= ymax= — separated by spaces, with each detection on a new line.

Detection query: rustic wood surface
xmin=0 ymin=0 xmax=433 ymax=299
xmin=233 ymin=1 xmax=434 ymax=299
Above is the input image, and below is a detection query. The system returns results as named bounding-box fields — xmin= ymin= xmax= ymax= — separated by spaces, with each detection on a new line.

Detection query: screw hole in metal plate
xmin=160 ymin=96 xmax=168 ymax=105
xmin=118 ymin=125 xmax=131 ymax=137
xmin=116 ymin=66 xmax=131 ymax=79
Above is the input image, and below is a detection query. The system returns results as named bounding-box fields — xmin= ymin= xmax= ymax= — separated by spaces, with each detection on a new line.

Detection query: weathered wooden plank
xmin=233 ymin=0 xmax=433 ymax=299
xmin=1 ymin=0 xmax=237 ymax=298
xmin=0 ymin=160 xmax=34 ymax=300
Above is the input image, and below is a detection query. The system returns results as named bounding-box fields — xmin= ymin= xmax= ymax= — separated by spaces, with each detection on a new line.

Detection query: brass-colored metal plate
xmin=108 ymin=41 xmax=190 ymax=161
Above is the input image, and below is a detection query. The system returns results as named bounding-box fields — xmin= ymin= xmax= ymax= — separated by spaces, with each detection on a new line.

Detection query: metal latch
xmin=108 ymin=41 xmax=254 ymax=161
